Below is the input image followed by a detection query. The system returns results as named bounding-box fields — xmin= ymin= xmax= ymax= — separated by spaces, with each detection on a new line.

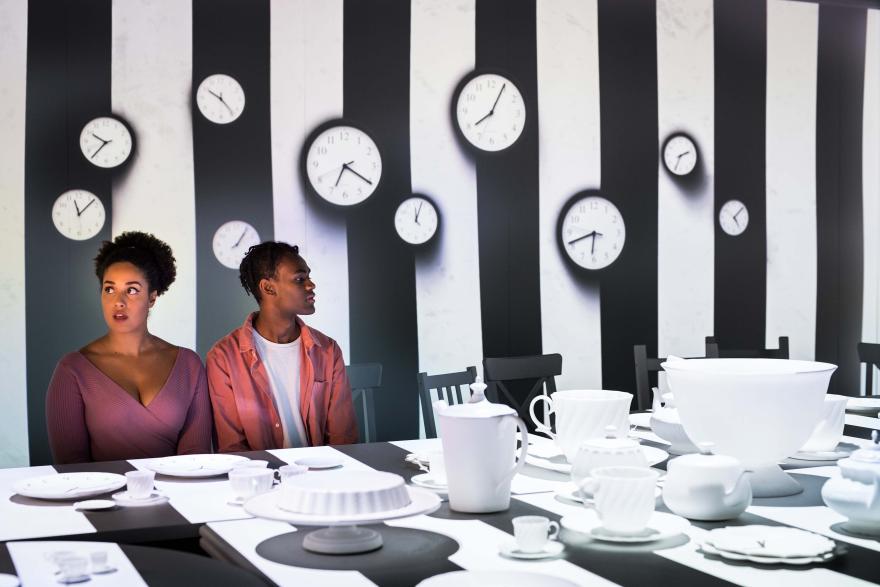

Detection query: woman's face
xmin=101 ymin=261 xmax=157 ymax=334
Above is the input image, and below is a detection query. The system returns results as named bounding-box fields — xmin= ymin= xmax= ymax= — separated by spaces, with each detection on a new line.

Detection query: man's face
xmin=263 ymin=254 xmax=316 ymax=316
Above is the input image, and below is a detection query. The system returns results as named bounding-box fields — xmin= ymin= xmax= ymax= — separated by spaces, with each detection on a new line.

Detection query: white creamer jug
xmin=434 ymin=377 xmax=528 ymax=513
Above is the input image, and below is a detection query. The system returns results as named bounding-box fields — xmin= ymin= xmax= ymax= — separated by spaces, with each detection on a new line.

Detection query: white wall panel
xmin=862 ymin=9 xmax=880 ymax=393
xmin=271 ymin=0 xmax=349 ymax=360
xmin=536 ymin=0 xmax=603 ymax=390
xmin=657 ymin=0 xmax=715 ymax=361
xmin=111 ymin=0 xmax=196 ymax=349
xmin=0 ymin=0 xmax=29 ymax=467
xmin=410 ymin=0 xmax=483 ymax=378
xmin=766 ymin=0 xmax=818 ymax=361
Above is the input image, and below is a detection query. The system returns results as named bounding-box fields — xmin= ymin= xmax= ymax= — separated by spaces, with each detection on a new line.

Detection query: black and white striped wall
xmin=0 ymin=0 xmax=877 ymax=466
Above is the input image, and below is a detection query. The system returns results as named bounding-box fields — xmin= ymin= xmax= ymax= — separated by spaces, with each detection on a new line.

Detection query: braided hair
xmin=239 ymin=241 xmax=301 ymax=302
xmin=93 ymin=231 xmax=177 ymax=296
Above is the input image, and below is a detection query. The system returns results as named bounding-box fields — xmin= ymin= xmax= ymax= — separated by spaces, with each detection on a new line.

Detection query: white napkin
xmin=7 ymin=541 xmax=147 ymax=587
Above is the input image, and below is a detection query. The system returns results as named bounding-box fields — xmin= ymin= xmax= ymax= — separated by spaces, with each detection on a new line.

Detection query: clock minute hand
xmin=490 ymin=83 xmax=506 ymax=112
xmin=233 ymin=228 xmax=248 ymax=247
xmin=334 ymin=160 xmax=355 ymax=186
xmin=345 ymin=165 xmax=373 ymax=186
xmin=414 ymin=202 xmax=422 ymax=225
xmin=567 ymin=230 xmax=596 ymax=246
xmin=79 ymin=199 xmax=95 ymax=215
xmin=590 ymin=231 xmax=603 ymax=255
xmin=91 ymin=141 xmax=109 ymax=159
xmin=209 ymin=90 xmax=234 ymax=115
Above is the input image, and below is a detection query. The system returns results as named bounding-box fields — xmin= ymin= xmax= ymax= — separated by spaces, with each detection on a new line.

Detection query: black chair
xmin=633 ymin=344 xmax=719 ymax=412
xmin=417 ymin=366 xmax=478 ymax=438
xmin=858 ymin=342 xmax=880 ymax=396
xmin=346 ymin=363 xmax=382 ymax=443
xmin=705 ymin=336 xmax=790 ymax=360
xmin=483 ymin=354 xmax=562 ymax=430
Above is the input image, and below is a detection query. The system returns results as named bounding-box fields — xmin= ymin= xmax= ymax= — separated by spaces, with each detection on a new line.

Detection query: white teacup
xmin=585 ymin=466 xmax=659 ymax=535
xmin=228 ymin=468 xmax=274 ymax=501
xmin=529 ymin=390 xmax=633 ymax=462
xmin=512 ymin=515 xmax=560 ymax=553
xmin=125 ymin=470 xmax=155 ymax=500
xmin=277 ymin=464 xmax=309 ymax=484
xmin=57 ymin=554 xmax=89 ymax=582
xmin=800 ymin=394 xmax=847 ymax=453
xmin=418 ymin=450 xmax=447 ymax=484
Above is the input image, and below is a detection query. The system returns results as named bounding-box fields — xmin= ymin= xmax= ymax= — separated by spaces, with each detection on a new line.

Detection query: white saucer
xmin=789 ymin=449 xmax=852 ymax=461
xmin=72 ymin=499 xmax=116 ymax=511
xmin=526 ymin=445 xmax=668 ymax=475
xmin=227 ymin=496 xmax=246 ymax=506
xmin=499 ymin=540 xmax=564 ymax=560
xmin=111 ymin=490 xmax=168 ymax=507
xmin=556 ymin=483 xmax=661 ymax=504
xmin=294 ymin=456 xmax=344 ymax=470
xmin=561 ymin=510 xmax=690 ymax=543
xmin=699 ymin=542 xmax=835 ymax=565
xmin=410 ymin=473 xmax=448 ymax=491
xmin=92 ymin=566 xmax=117 ymax=575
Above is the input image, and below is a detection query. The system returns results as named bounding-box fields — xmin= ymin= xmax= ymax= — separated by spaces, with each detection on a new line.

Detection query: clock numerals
xmin=52 ymin=190 xmax=106 ymax=241
xmin=395 ymin=195 xmax=439 ymax=245
xmin=304 ymin=123 xmax=383 ymax=207
xmin=559 ymin=194 xmax=625 ymax=270
xmin=454 ymin=72 xmax=526 ymax=152
xmin=196 ymin=74 xmax=246 ymax=124
xmin=662 ymin=133 xmax=699 ymax=177
xmin=212 ymin=220 xmax=260 ymax=269
xmin=718 ymin=199 xmax=749 ymax=236
xmin=79 ymin=116 xmax=134 ymax=169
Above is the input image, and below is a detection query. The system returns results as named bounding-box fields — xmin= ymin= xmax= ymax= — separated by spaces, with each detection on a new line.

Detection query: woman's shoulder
xmin=55 ymin=351 xmax=88 ymax=372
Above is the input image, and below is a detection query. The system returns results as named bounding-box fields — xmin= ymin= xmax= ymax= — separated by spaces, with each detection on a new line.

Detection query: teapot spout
xmin=723 ymin=471 xmax=753 ymax=508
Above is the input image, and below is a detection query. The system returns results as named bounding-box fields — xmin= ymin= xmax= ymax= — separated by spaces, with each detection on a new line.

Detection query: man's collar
xmin=237 ymin=312 xmax=320 ymax=354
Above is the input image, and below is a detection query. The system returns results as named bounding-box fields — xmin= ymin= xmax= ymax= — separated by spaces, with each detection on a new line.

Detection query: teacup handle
xmin=528 ymin=395 xmax=556 ymax=440
xmin=497 ymin=415 xmax=530 ymax=492
xmin=547 ymin=521 xmax=560 ymax=541
xmin=577 ymin=476 xmax=599 ymax=500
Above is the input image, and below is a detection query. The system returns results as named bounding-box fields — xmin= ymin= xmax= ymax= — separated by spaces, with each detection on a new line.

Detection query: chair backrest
xmin=704 ymin=336 xmax=790 ymax=360
xmin=417 ymin=366 xmax=478 ymax=438
xmin=858 ymin=342 xmax=880 ymax=396
xmin=633 ymin=344 xmax=720 ymax=412
xmin=346 ymin=362 xmax=382 ymax=443
xmin=483 ymin=354 xmax=562 ymax=429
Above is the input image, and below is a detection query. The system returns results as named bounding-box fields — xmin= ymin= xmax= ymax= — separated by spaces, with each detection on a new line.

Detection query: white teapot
xmin=570 ymin=425 xmax=647 ymax=496
xmin=662 ymin=442 xmax=752 ymax=521
xmin=821 ymin=430 xmax=880 ymax=536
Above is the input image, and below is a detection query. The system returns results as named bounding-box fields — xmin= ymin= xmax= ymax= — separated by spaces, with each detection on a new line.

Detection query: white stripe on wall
xmin=271 ymin=0 xmax=349 ymax=362
xmin=111 ymin=0 xmax=197 ymax=350
xmin=0 ymin=0 xmax=29 ymax=468
xmin=410 ymin=0 xmax=483 ymax=379
xmin=765 ymin=0 xmax=818 ymax=361
xmin=656 ymin=0 xmax=715 ymax=362
xmin=863 ymin=9 xmax=880 ymax=394
xmin=536 ymin=0 xmax=603 ymax=390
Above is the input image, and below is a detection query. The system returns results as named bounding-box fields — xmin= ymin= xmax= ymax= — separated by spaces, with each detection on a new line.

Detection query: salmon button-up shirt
xmin=206 ymin=313 xmax=358 ymax=452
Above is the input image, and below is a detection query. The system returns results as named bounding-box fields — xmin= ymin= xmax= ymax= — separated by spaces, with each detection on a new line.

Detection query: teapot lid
xmin=849 ymin=431 xmax=880 ymax=464
xmin=670 ymin=442 xmax=742 ymax=471
xmin=582 ymin=426 xmax=640 ymax=451
xmin=439 ymin=376 xmax=517 ymax=418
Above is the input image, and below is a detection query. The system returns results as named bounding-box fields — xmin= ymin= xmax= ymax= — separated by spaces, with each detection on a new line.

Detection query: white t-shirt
xmin=252 ymin=330 xmax=308 ymax=448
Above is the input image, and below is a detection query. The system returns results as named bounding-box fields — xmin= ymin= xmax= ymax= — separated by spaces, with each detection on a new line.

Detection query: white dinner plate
xmin=244 ymin=486 xmax=441 ymax=526
xmin=417 ymin=571 xmax=579 ymax=587
xmin=294 ymin=455 xmax=344 ymax=470
xmin=13 ymin=472 xmax=126 ymax=500
xmin=111 ymin=490 xmax=168 ymax=507
xmin=145 ymin=454 xmax=250 ymax=478
xmin=526 ymin=445 xmax=668 ymax=475
xmin=704 ymin=525 xmax=835 ymax=559
xmin=699 ymin=542 xmax=835 ymax=565
xmin=499 ymin=540 xmax=564 ymax=560
xmin=846 ymin=397 xmax=880 ymax=416
xmin=561 ymin=510 xmax=690 ymax=543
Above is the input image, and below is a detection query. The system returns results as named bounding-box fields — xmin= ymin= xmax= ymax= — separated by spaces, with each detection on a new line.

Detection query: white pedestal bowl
xmin=661 ymin=358 xmax=836 ymax=497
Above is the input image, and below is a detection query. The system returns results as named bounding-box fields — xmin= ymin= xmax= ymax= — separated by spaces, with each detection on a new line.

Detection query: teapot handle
xmin=497 ymin=415 xmax=529 ymax=492
xmin=528 ymin=395 xmax=556 ymax=440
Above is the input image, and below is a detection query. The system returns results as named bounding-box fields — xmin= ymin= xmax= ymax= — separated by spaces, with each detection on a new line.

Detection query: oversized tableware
xmin=570 ymin=425 xmax=647 ymax=495
xmin=661 ymin=358 xmax=835 ymax=497
xmin=14 ymin=473 xmax=126 ymax=500
xmin=821 ymin=431 xmax=880 ymax=536
xmin=800 ymin=394 xmax=847 ymax=453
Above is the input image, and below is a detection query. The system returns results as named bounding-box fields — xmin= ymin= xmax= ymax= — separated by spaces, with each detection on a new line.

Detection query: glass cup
xmin=228 ymin=468 xmax=275 ymax=501
xmin=588 ymin=466 xmax=659 ymax=535
xmin=57 ymin=555 xmax=89 ymax=583
xmin=125 ymin=470 xmax=155 ymax=500
xmin=512 ymin=515 xmax=560 ymax=553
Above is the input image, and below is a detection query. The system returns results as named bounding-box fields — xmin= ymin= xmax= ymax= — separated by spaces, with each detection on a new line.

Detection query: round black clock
xmin=79 ymin=115 xmax=135 ymax=169
xmin=662 ymin=132 xmax=699 ymax=177
xmin=557 ymin=190 xmax=626 ymax=271
xmin=394 ymin=194 xmax=440 ymax=246
xmin=452 ymin=70 xmax=526 ymax=153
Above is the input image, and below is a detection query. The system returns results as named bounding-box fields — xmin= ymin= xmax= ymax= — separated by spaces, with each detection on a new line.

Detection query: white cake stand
xmin=244 ymin=486 xmax=442 ymax=554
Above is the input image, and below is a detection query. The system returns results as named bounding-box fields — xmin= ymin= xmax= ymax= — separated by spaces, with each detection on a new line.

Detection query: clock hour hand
xmin=334 ymin=160 xmax=355 ymax=187
xmin=233 ymin=228 xmax=248 ymax=247
xmin=732 ymin=206 xmax=745 ymax=224
xmin=474 ymin=110 xmax=493 ymax=126
xmin=590 ymin=231 xmax=603 ymax=255
xmin=673 ymin=151 xmax=690 ymax=171
xmin=209 ymin=90 xmax=234 ymax=116
xmin=91 ymin=133 xmax=109 ymax=144
xmin=73 ymin=200 xmax=81 ymax=216
xmin=414 ymin=202 xmax=423 ymax=225
xmin=91 ymin=141 xmax=110 ymax=159
xmin=567 ymin=229 xmax=598 ymax=246
xmin=79 ymin=198 xmax=95 ymax=215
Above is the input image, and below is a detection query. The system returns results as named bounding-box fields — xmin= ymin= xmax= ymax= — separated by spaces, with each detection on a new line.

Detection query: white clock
xmin=52 ymin=190 xmax=106 ymax=241
xmin=395 ymin=195 xmax=439 ymax=245
xmin=304 ymin=123 xmax=382 ymax=207
xmin=454 ymin=72 xmax=525 ymax=152
xmin=212 ymin=220 xmax=260 ymax=269
xmin=196 ymin=74 xmax=246 ymax=124
xmin=719 ymin=199 xmax=749 ymax=236
xmin=559 ymin=194 xmax=626 ymax=270
xmin=662 ymin=133 xmax=698 ymax=176
xmin=79 ymin=116 xmax=134 ymax=169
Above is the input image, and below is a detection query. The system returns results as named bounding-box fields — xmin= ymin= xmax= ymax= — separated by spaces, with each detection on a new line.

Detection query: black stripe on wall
xmin=192 ymin=0 xmax=274 ymax=354
xmin=597 ymin=0 xmax=659 ymax=399
xmin=815 ymin=5 xmax=866 ymax=395
xmin=474 ymin=0 xmax=542 ymax=363
xmin=25 ymin=0 xmax=113 ymax=466
xmin=713 ymin=0 xmax=767 ymax=351
xmin=343 ymin=0 xmax=419 ymax=441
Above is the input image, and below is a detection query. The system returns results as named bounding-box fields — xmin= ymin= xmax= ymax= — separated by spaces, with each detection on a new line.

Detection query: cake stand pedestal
xmin=302 ymin=525 xmax=383 ymax=554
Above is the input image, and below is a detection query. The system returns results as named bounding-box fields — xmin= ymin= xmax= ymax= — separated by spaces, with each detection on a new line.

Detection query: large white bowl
xmin=661 ymin=358 xmax=835 ymax=497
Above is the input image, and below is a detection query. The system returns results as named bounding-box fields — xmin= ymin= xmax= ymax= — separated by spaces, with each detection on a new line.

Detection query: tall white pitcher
xmin=434 ymin=377 xmax=528 ymax=513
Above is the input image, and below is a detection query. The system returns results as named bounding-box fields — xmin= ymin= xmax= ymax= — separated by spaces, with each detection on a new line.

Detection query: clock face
xmin=719 ymin=199 xmax=749 ymax=236
xmin=196 ymin=74 xmax=246 ymax=124
xmin=52 ymin=190 xmax=106 ymax=241
xmin=455 ymin=72 xmax=525 ymax=152
xmin=79 ymin=117 xmax=133 ymax=168
xmin=662 ymin=134 xmax=698 ymax=176
xmin=305 ymin=124 xmax=382 ymax=207
xmin=212 ymin=220 xmax=260 ymax=269
xmin=559 ymin=195 xmax=626 ymax=270
xmin=395 ymin=196 xmax=439 ymax=245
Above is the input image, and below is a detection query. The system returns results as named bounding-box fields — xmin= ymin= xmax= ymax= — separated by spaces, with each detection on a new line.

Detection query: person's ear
xmin=149 ymin=291 xmax=158 ymax=308
xmin=259 ymin=278 xmax=276 ymax=297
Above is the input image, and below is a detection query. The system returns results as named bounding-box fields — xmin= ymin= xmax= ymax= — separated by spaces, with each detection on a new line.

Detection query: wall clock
xmin=212 ymin=220 xmax=260 ymax=269
xmin=394 ymin=195 xmax=439 ymax=245
xmin=662 ymin=133 xmax=698 ymax=177
xmin=303 ymin=122 xmax=383 ymax=207
xmin=196 ymin=74 xmax=246 ymax=124
xmin=453 ymin=71 xmax=526 ymax=152
xmin=718 ymin=199 xmax=749 ymax=236
xmin=79 ymin=116 xmax=134 ymax=169
xmin=558 ymin=192 xmax=626 ymax=270
xmin=52 ymin=189 xmax=106 ymax=241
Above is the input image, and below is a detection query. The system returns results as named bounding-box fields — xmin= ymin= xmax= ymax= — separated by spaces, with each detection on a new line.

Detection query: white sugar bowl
xmin=821 ymin=431 xmax=880 ymax=536
xmin=571 ymin=426 xmax=647 ymax=496
xmin=663 ymin=442 xmax=751 ymax=521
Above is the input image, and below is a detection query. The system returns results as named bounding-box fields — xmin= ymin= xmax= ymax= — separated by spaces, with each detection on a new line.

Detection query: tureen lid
xmin=581 ymin=426 xmax=640 ymax=452
xmin=438 ymin=376 xmax=517 ymax=418
xmin=848 ymin=431 xmax=880 ymax=464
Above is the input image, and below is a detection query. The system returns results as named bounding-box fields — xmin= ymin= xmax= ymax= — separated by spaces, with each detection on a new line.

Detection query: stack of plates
xmin=700 ymin=525 xmax=837 ymax=565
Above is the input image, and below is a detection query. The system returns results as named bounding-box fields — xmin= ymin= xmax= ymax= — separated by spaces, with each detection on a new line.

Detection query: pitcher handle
xmin=528 ymin=395 xmax=555 ymax=440
xmin=497 ymin=415 xmax=530 ymax=493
